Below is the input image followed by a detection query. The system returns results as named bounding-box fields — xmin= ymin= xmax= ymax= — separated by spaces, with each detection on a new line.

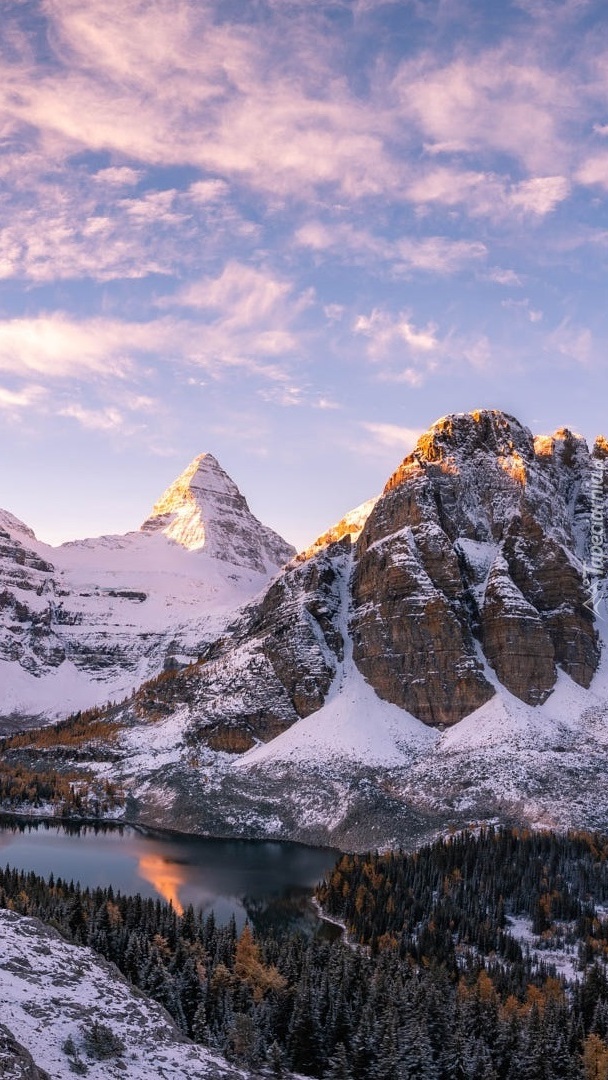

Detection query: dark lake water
xmin=0 ymin=818 xmax=340 ymax=936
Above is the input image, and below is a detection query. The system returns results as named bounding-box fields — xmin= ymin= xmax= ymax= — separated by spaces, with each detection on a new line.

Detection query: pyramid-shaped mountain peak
xmin=140 ymin=453 xmax=295 ymax=573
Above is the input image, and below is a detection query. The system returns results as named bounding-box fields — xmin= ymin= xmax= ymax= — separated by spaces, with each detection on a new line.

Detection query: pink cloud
xmin=296 ymin=221 xmax=486 ymax=273
xmin=361 ymin=421 xmax=423 ymax=452
xmin=577 ymin=152 xmax=608 ymax=189
xmin=173 ymin=262 xmax=294 ymax=320
xmin=407 ymin=166 xmax=570 ymax=218
xmin=2 ymin=0 xmax=596 ymax=223
xmin=393 ymin=49 xmax=572 ymax=174
xmin=354 ymin=309 xmax=439 ymax=362
xmin=0 ymin=384 xmax=47 ymax=411
xmin=1 ymin=0 xmax=404 ymax=203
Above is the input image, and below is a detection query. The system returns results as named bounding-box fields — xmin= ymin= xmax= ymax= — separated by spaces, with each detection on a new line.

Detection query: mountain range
xmin=1 ymin=409 xmax=607 ymax=850
xmin=0 ymin=453 xmax=294 ymax=728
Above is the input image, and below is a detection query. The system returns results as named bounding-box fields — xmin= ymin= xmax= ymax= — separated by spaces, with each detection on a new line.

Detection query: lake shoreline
xmin=0 ymin=807 xmax=344 ymax=856
xmin=0 ymin=815 xmax=341 ymax=935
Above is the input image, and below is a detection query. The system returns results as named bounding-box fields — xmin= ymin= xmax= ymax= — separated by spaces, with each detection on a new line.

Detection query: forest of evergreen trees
xmin=3 ymin=827 xmax=608 ymax=1077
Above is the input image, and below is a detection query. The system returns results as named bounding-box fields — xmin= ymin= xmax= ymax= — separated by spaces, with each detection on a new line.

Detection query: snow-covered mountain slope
xmin=72 ymin=553 xmax=608 ymax=851
xmin=0 ymin=455 xmax=294 ymax=728
xmin=0 ymin=910 xmax=247 ymax=1080
xmin=3 ymin=410 xmax=608 ymax=850
xmin=99 ymin=410 xmax=604 ymax=749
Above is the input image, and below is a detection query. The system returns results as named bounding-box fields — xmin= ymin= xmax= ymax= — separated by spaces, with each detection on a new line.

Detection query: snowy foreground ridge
xmin=0 ymin=910 xmax=248 ymax=1080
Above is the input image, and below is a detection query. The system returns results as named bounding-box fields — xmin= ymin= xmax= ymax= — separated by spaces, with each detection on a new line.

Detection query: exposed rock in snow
xmin=0 ymin=1022 xmax=52 ymax=1080
xmin=480 ymin=554 xmax=556 ymax=705
xmin=130 ymin=543 xmax=348 ymax=749
xmin=349 ymin=409 xmax=600 ymax=719
xmin=351 ymin=524 xmax=494 ymax=725
xmin=302 ymin=496 xmax=378 ymax=558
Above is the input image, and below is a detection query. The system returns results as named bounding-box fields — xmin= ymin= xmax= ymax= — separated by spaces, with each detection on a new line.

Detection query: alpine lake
xmin=0 ymin=817 xmax=341 ymax=938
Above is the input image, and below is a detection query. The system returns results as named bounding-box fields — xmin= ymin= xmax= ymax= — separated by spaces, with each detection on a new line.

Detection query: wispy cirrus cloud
xmin=258 ymin=385 xmax=341 ymax=410
xmin=55 ymin=390 xmax=156 ymax=430
xmin=0 ymin=257 xmax=308 ymax=393
xmin=0 ymin=0 xmax=402 ymax=203
xmin=392 ymin=48 xmax=574 ymax=174
xmin=171 ymin=262 xmax=295 ymax=319
xmin=119 ymin=189 xmax=187 ymax=225
xmin=295 ymin=221 xmax=487 ymax=274
xmin=1 ymin=0 xmax=605 ymax=242
xmin=0 ymin=370 xmax=158 ymax=439
xmin=11 ymin=0 xmax=580 ymax=223
xmin=58 ymin=403 xmax=125 ymax=431
xmin=353 ymin=309 xmax=440 ymax=386
xmin=0 ymin=0 xmax=601 ymax=296
xmin=576 ymin=152 xmax=608 ymax=190
xmin=547 ymin=319 xmax=594 ymax=365
xmin=355 ymin=308 xmax=437 ymax=350
xmin=360 ymin=421 xmax=423 ymax=452
xmin=93 ymin=166 xmax=143 ymax=186
xmin=406 ymin=167 xmax=570 ymax=218
xmin=0 ymin=315 xmax=141 ymax=378
xmin=162 ymin=261 xmax=309 ymax=369
xmin=486 ymin=267 xmax=523 ymax=286
xmin=502 ymin=297 xmax=543 ymax=322
xmin=0 ymin=169 xmax=256 ymax=284
xmin=0 ymin=384 xmax=47 ymax=414
xmin=509 ymin=176 xmax=571 ymax=214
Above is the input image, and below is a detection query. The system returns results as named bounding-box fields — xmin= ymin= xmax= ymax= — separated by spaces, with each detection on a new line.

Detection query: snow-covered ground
xmin=236 ymin=658 xmax=437 ymax=769
xmin=506 ymin=914 xmax=580 ymax=983
xmin=0 ymin=528 xmax=273 ymax=723
xmin=0 ymin=910 xmax=248 ymax=1080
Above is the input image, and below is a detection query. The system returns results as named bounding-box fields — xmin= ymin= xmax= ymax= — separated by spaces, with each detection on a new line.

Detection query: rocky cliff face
xmin=350 ymin=522 xmax=494 ymax=725
xmin=349 ymin=411 xmax=600 ymax=721
xmin=0 ymin=512 xmax=63 ymax=678
xmin=132 ymin=410 xmax=602 ymax=747
xmin=132 ymin=543 xmax=348 ymax=748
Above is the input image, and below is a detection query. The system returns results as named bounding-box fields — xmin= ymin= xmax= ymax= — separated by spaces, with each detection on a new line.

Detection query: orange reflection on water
xmin=138 ymin=854 xmax=185 ymax=915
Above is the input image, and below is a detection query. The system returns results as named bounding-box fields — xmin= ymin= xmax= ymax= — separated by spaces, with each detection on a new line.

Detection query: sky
xmin=1 ymin=0 xmax=608 ymax=550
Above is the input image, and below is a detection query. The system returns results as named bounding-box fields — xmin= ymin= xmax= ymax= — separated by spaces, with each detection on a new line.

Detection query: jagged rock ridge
xmin=350 ymin=411 xmax=601 ymax=720
xmin=135 ymin=411 xmax=602 ymax=749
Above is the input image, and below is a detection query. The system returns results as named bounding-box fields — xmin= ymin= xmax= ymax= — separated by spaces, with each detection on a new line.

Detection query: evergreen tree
xmin=268 ymin=1040 xmax=285 ymax=1078
xmin=325 ymin=1042 xmax=352 ymax=1080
